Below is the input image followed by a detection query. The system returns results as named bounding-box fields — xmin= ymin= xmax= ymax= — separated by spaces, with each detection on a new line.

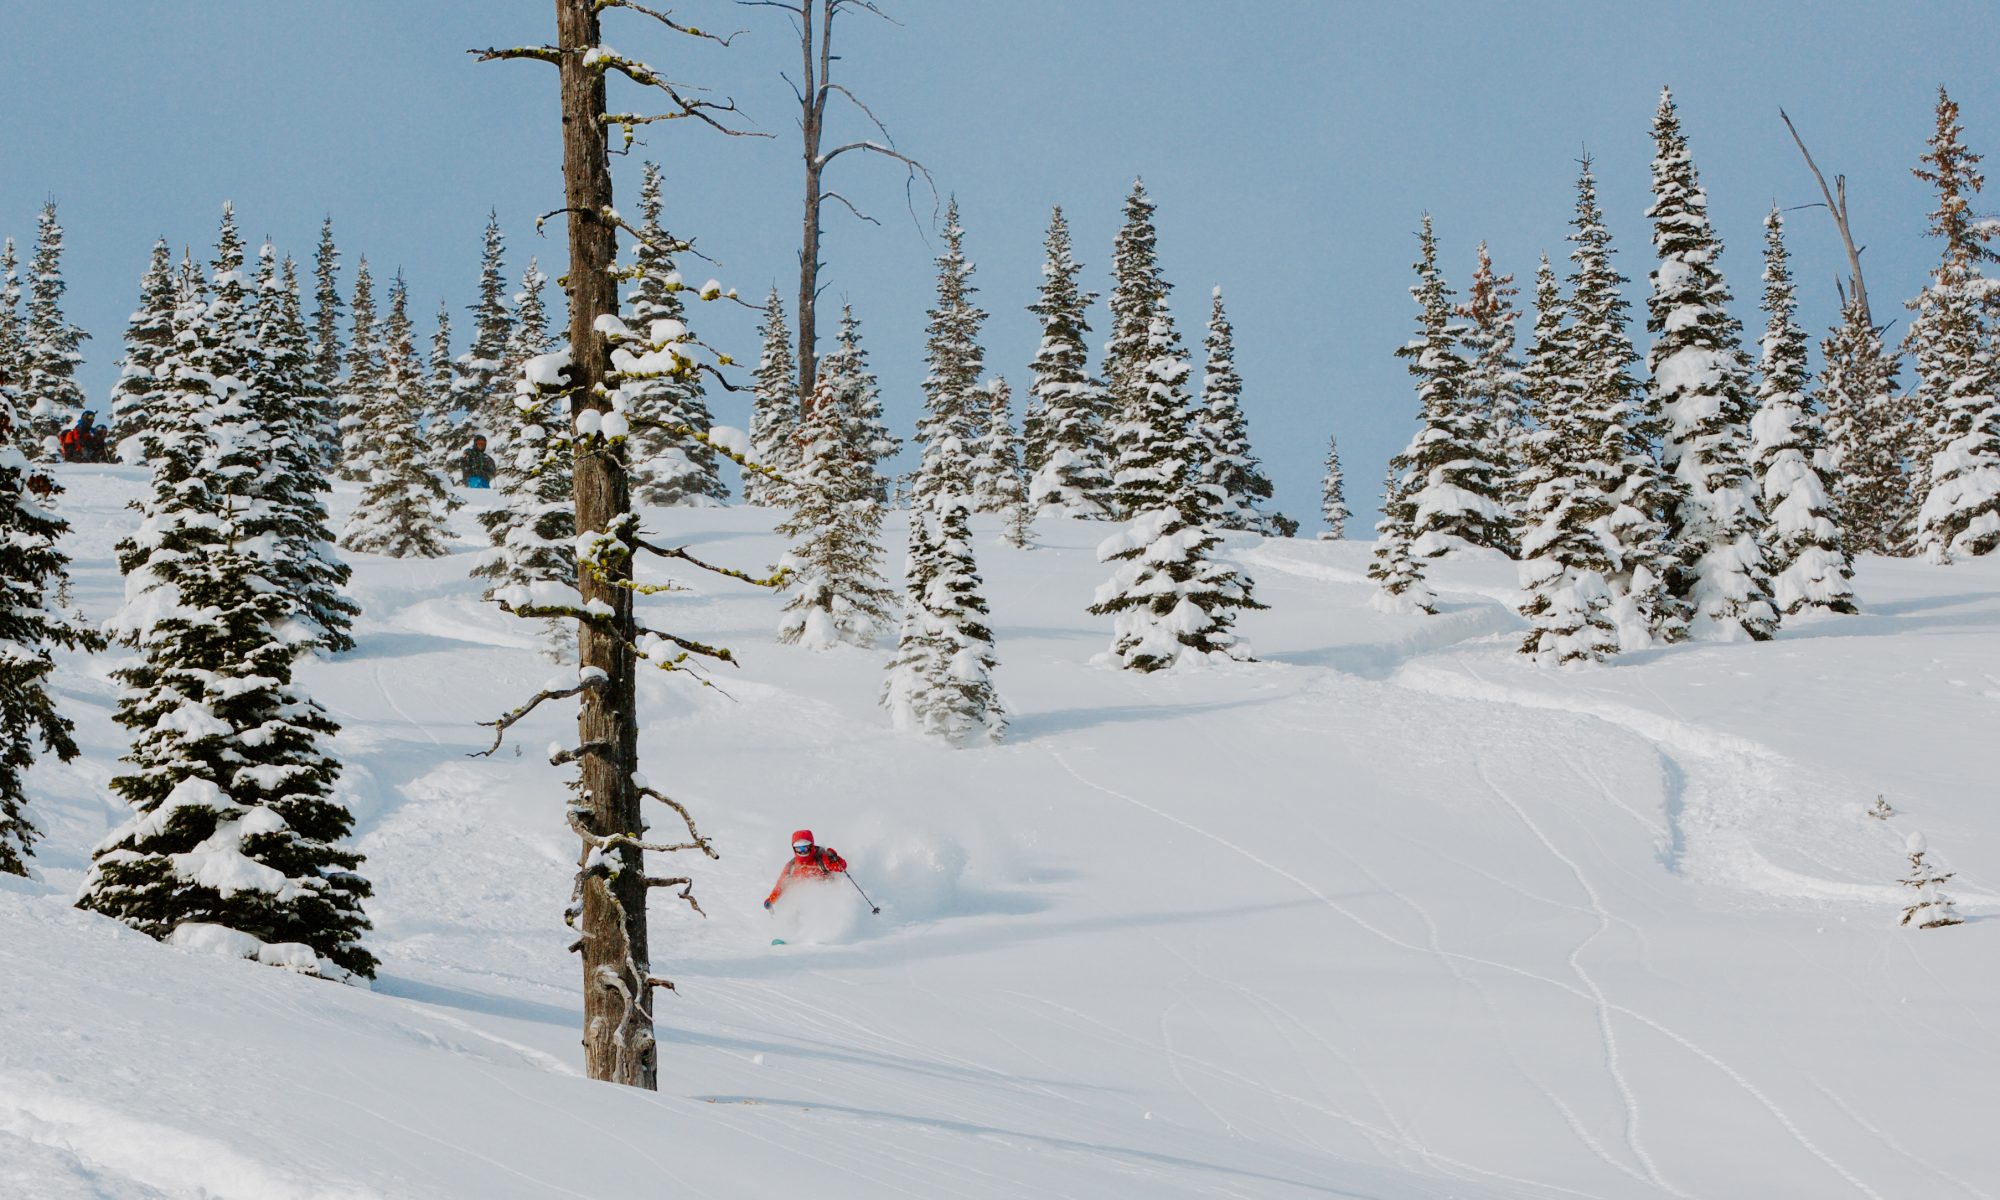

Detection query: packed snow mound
xmin=4 ymin=465 xmax=1998 ymax=1198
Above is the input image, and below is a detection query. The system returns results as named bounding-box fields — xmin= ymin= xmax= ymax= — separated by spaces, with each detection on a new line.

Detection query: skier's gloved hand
xmin=763 ymin=898 xmax=772 ymax=911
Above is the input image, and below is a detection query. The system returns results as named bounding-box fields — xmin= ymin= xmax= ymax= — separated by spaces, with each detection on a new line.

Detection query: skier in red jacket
xmin=764 ymin=829 xmax=847 ymax=909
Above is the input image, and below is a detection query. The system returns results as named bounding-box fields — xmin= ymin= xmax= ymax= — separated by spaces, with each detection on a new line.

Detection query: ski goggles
xmin=792 ymin=842 xmax=814 ymax=854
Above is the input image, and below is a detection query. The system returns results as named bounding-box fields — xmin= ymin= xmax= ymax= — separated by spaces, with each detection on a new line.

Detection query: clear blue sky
xmin=2 ymin=1 xmax=1994 ymax=526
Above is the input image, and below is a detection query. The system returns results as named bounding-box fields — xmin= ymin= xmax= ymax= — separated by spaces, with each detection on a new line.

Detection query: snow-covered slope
xmin=4 ymin=465 xmax=1995 ymax=1199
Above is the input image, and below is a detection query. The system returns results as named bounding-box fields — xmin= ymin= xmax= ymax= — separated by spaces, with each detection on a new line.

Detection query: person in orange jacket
xmin=764 ymin=829 xmax=846 ymax=910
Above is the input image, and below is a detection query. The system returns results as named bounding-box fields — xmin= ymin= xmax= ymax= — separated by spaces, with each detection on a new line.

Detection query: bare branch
xmin=598 ymin=56 xmax=767 ymax=138
xmin=634 ymin=536 xmax=791 ymax=588
xmin=1779 ymin=107 xmax=1872 ymax=323
xmin=821 ymin=189 xmax=881 ymax=225
xmin=820 ymin=81 xmax=893 ymax=141
xmin=471 ymin=674 xmax=609 ymax=757
xmin=637 ymin=786 xmax=721 ymax=859
xmin=599 ymin=0 xmax=745 ymax=46
xmin=551 ymin=740 xmax=617 ymax=767
xmin=470 ymin=45 xmax=562 ymax=64
xmin=645 ymin=876 xmax=706 ymax=916
xmin=645 ymin=975 xmax=680 ymax=994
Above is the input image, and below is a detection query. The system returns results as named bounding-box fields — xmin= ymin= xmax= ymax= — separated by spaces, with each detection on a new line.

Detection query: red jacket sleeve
xmin=823 ymin=849 xmax=847 ymax=874
xmin=765 ymin=861 xmax=796 ymax=905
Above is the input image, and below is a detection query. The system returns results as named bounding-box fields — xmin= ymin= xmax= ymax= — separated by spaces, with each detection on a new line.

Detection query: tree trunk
xmin=796 ymin=1 xmax=823 ymax=417
xmin=556 ymin=0 xmax=655 ymax=1091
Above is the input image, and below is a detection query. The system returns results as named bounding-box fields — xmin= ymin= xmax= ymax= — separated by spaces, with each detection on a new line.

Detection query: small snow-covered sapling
xmin=1899 ymin=831 xmax=1964 ymax=929
xmin=1867 ymin=795 xmax=1895 ymax=820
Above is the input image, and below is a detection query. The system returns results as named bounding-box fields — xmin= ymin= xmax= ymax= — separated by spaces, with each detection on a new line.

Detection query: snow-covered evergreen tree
xmin=1458 ymin=241 xmax=1530 ymax=547
xmin=776 ymin=332 xmax=894 ymax=649
xmin=310 ymin=218 xmax=343 ymax=391
xmin=250 ymin=244 xmax=358 ymax=654
xmin=474 ymin=272 xmax=575 ymax=614
xmin=624 ymin=162 xmax=726 ymax=507
xmin=1899 ymin=831 xmax=1964 ymax=929
xmin=1026 ymin=206 xmax=1115 ymax=519
xmin=1194 ymin=286 xmax=1280 ymax=534
xmin=83 ymin=258 xmax=373 ymax=979
xmin=0 ymin=241 xmax=22 ymax=441
xmin=1570 ymin=158 xmax=1681 ymax=648
xmin=1110 ymin=313 xmax=1196 ymax=517
xmin=1319 ymin=432 xmax=1350 ymax=539
xmin=1750 ymin=206 xmax=1857 ymax=617
xmin=744 ymin=289 xmax=797 ymax=507
xmin=882 ymin=499 xmax=1005 ymax=744
xmin=828 ymin=304 xmax=899 ymax=499
xmin=448 ymin=212 xmax=516 ymax=462
xmin=0 ymin=384 xmax=101 ymax=875
xmin=1091 ymin=309 xmax=1263 ymax=668
xmin=1369 ymin=463 xmax=1437 ymax=615
xmin=340 ymin=277 xmax=453 ymax=558
xmin=1906 ymin=87 xmax=2000 ymax=564
xmin=1391 ymin=215 xmax=1510 ymax=559
xmin=1516 ymin=252 xmax=1620 ymax=664
xmin=970 ymin=377 xmax=1032 ymax=546
xmin=1820 ymin=295 xmax=1912 ymax=555
xmin=1102 ymin=180 xmax=1171 ymax=504
xmin=917 ymin=198 xmax=989 ymax=504
xmin=1646 ymin=88 xmax=1775 ymax=640
xmin=337 ymin=259 xmax=382 ymax=482
xmin=20 ymin=203 xmax=89 ymax=461
xmin=305 ymin=219 xmax=344 ymax=472
xmin=107 ymin=239 xmax=177 ymax=459
xmin=477 ymin=348 xmax=577 ymax=656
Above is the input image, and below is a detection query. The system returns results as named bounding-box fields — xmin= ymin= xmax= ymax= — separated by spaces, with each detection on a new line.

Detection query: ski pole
xmin=847 ymin=873 xmax=881 ymax=915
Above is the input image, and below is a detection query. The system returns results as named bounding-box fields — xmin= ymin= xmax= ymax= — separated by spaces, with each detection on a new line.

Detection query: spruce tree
xmin=882 ymin=499 xmax=1005 ymax=744
xmin=1319 ymin=431 xmax=1351 ymax=539
xmin=1899 ymin=831 xmax=1964 ymax=929
xmin=1750 ymin=206 xmax=1857 ymax=617
xmin=1907 ymin=87 xmax=2000 ymax=564
xmin=1110 ymin=313 xmax=1195 ymax=517
xmin=1458 ymin=242 xmax=1529 ymax=547
xmin=1369 ymin=463 xmax=1436 ymax=615
xmin=1391 ymin=215 xmax=1510 ymax=559
xmin=83 ymin=245 xmax=373 ymax=978
xmin=624 ymin=162 xmax=726 ymax=507
xmin=0 ymin=384 xmax=102 ymax=875
xmin=20 ymin=203 xmax=89 ymax=461
xmin=1821 ymin=295 xmax=1912 ymax=555
xmin=1102 ymin=179 xmax=1170 ymax=506
xmin=337 ymin=259 xmax=382 ymax=482
xmin=449 ymin=212 xmax=516 ymax=458
xmin=340 ymin=276 xmax=453 ymax=558
xmin=776 ymin=333 xmax=894 ymax=649
xmin=1516 ymin=253 xmax=1621 ymax=663
xmin=107 ymin=239 xmax=177 ymax=459
xmin=310 ymin=217 xmax=343 ymax=392
xmin=0 ymin=241 xmax=22 ymax=441
xmin=744 ymin=288 xmax=797 ymax=507
xmin=970 ymin=376 xmax=1032 ymax=546
xmin=1194 ymin=286 xmax=1280 ymax=534
xmin=475 ymin=262 xmax=575 ymax=620
xmin=251 ymin=244 xmax=358 ymax=653
xmin=1091 ymin=311 xmax=1262 ymax=668
xmin=304 ymin=220 xmax=344 ymax=474
xmin=917 ymin=198 xmax=988 ymax=504
xmin=829 ymin=304 xmax=899 ymax=499
xmin=1026 ymin=206 xmax=1115 ymax=519
xmin=1569 ymin=158 xmax=1681 ymax=647
xmin=1646 ymin=89 xmax=1775 ymax=640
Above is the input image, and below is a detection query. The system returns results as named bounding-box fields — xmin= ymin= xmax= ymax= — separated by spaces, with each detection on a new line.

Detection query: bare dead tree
xmin=740 ymin=0 xmax=931 ymax=415
xmin=470 ymin=0 xmax=778 ymax=1091
xmin=1780 ymin=108 xmax=1874 ymax=326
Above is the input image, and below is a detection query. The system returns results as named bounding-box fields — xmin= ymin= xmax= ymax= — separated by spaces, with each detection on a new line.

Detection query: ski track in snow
xmin=1469 ymin=761 xmax=1682 ymax=1197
